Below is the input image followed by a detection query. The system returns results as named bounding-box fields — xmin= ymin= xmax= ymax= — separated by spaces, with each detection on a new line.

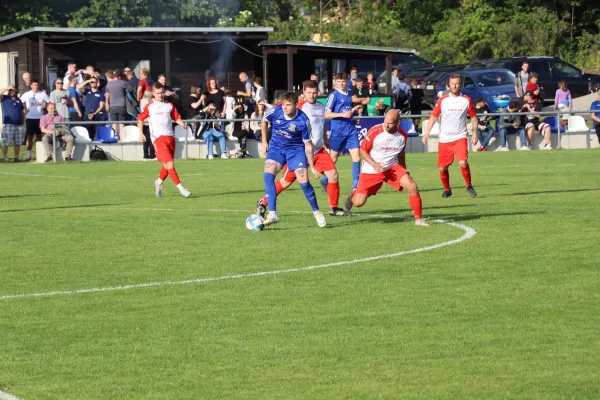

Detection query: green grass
xmin=1 ymin=150 xmax=600 ymax=399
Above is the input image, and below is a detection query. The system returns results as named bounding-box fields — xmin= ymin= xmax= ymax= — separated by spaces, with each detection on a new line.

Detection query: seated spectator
xmin=1 ymin=85 xmax=25 ymax=162
xmin=409 ymin=79 xmax=424 ymax=127
xmin=374 ymin=99 xmax=388 ymax=116
xmin=366 ymin=72 xmax=377 ymax=94
xmin=497 ymin=101 xmax=528 ymax=151
xmin=250 ymin=101 xmax=271 ymax=140
xmin=525 ymin=72 xmax=542 ymax=102
xmin=590 ymin=90 xmax=600 ymax=144
xmin=40 ymin=102 xmax=74 ymax=162
xmin=197 ymin=102 xmax=228 ymax=159
xmin=351 ymin=77 xmax=371 ymax=115
xmin=554 ymin=80 xmax=572 ymax=128
xmin=231 ymin=103 xmax=251 ymax=158
xmin=474 ymin=97 xmax=494 ymax=151
xmin=521 ymin=90 xmax=552 ymax=150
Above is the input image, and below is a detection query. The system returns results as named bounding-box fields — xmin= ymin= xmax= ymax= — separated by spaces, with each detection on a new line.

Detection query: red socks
xmin=159 ymin=167 xmax=168 ymax=181
xmin=167 ymin=168 xmax=181 ymax=185
xmin=261 ymin=181 xmax=286 ymax=206
xmin=328 ymin=181 xmax=340 ymax=208
xmin=460 ymin=164 xmax=472 ymax=187
xmin=440 ymin=170 xmax=450 ymax=191
xmin=409 ymin=194 xmax=422 ymax=220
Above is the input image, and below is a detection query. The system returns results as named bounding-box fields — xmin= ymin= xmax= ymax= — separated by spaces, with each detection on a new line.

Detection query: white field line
xmin=0 ymin=219 xmax=475 ymax=301
xmin=0 ymin=390 xmax=23 ymax=400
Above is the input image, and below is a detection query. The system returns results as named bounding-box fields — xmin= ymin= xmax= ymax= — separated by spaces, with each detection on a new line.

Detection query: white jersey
xmin=20 ymin=90 xmax=50 ymax=119
xmin=298 ymin=100 xmax=325 ymax=152
xmin=360 ymin=124 xmax=407 ymax=174
xmin=431 ymin=93 xmax=476 ymax=143
xmin=137 ymin=100 xmax=181 ymax=142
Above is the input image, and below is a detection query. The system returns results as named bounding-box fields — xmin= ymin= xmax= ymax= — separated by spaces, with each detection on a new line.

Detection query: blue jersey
xmin=265 ymin=105 xmax=312 ymax=150
xmin=325 ymin=89 xmax=353 ymax=129
xmin=591 ymin=100 xmax=600 ymax=128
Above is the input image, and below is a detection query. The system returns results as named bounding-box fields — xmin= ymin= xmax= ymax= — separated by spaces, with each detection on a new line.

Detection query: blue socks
xmin=263 ymin=172 xmax=277 ymax=211
xmin=352 ymin=161 xmax=360 ymax=188
xmin=300 ymin=181 xmax=319 ymax=211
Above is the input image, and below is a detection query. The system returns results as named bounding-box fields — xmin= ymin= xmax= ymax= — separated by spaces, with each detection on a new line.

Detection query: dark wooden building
xmin=0 ymin=27 xmax=272 ymax=94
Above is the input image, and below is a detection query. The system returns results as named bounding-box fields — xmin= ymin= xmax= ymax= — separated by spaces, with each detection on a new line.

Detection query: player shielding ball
xmin=256 ymin=80 xmax=347 ymax=217
xmin=422 ymin=74 xmax=478 ymax=198
xmin=344 ymin=109 xmax=430 ymax=227
xmin=137 ymin=82 xmax=192 ymax=198
xmin=261 ymin=92 xmax=326 ymax=228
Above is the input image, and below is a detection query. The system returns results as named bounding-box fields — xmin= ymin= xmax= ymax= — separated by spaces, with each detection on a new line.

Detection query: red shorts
xmin=438 ymin=138 xmax=468 ymax=168
xmin=153 ymin=135 xmax=176 ymax=163
xmin=281 ymin=148 xmax=336 ymax=183
xmin=355 ymin=164 xmax=408 ymax=196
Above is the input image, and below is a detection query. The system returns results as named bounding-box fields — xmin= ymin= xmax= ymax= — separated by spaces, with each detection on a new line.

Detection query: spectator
xmin=311 ymin=73 xmax=327 ymax=95
xmin=351 ymin=77 xmax=371 ymax=115
xmin=66 ymin=75 xmax=84 ymax=122
xmin=497 ymin=100 xmax=528 ymax=151
xmin=521 ymin=90 xmax=552 ymax=150
xmin=554 ymin=80 xmax=572 ymax=111
xmin=391 ymin=68 xmax=400 ymax=92
xmin=157 ymin=74 xmax=183 ymax=117
xmin=197 ymin=102 xmax=228 ymax=159
xmin=253 ymin=76 xmax=267 ymax=105
xmin=20 ymin=80 xmax=50 ymax=161
xmin=78 ymin=77 xmax=106 ymax=140
xmin=223 ymin=87 xmax=236 ymax=138
xmin=525 ymin=72 xmax=541 ymax=102
xmin=1 ymin=85 xmax=25 ymax=162
xmin=347 ymin=65 xmax=358 ymax=90
xmin=137 ymin=68 xmax=152 ymax=101
xmin=105 ymin=71 xmax=129 ymax=140
xmin=94 ymin=69 xmax=106 ymax=89
xmin=64 ymin=62 xmax=84 ymax=85
xmin=374 ymin=99 xmax=388 ymax=116
xmin=514 ymin=61 xmax=530 ymax=98
xmin=393 ymin=74 xmax=411 ymax=111
xmin=231 ymin=102 xmax=251 ymax=158
xmin=250 ymin=100 xmax=271 ymax=139
xmin=186 ymin=84 xmax=204 ymax=134
xmin=366 ymin=72 xmax=377 ymax=94
xmin=474 ymin=97 xmax=494 ymax=152
xmin=237 ymin=72 xmax=256 ymax=117
xmin=22 ymin=72 xmax=32 ymax=93
xmin=204 ymin=69 xmax=216 ymax=92
xmin=49 ymin=78 xmax=70 ymax=120
xmin=40 ymin=102 xmax=74 ymax=162
xmin=124 ymin=68 xmax=139 ymax=94
xmin=139 ymin=90 xmax=156 ymax=160
xmin=409 ymin=79 xmax=424 ymax=127
xmin=203 ymin=77 xmax=225 ymax=115
xmin=590 ymin=90 xmax=600 ymax=145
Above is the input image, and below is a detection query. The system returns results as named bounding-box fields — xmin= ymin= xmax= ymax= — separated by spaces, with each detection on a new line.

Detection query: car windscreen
xmin=475 ymin=71 xmax=515 ymax=87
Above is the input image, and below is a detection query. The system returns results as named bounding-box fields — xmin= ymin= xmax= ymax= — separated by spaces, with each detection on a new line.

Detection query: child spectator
xmin=366 ymin=72 xmax=377 ymax=94
xmin=474 ymin=97 xmax=494 ymax=152
xmin=554 ymin=80 xmax=572 ymax=111
xmin=525 ymin=72 xmax=541 ymax=102
xmin=223 ymin=88 xmax=237 ymax=139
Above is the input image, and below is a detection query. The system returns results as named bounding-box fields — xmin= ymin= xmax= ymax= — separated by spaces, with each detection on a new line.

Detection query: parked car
xmin=434 ymin=69 xmax=518 ymax=112
xmin=465 ymin=56 xmax=600 ymax=101
xmin=375 ymin=54 xmax=434 ymax=93
xmin=422 ymin=64 xmax=467 ymax=106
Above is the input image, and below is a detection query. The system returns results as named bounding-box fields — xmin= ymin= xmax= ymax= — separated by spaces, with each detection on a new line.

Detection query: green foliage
xmin=268 ymin=17 xmax=315 ymax=41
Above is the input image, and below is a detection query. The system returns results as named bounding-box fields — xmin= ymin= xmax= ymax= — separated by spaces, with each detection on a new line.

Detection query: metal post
xmin=557 ymin=111 xmax=562 ymax=149
xmin=262 ymin=47 xmax=268 ymax=99
xmin=39 ymin=36 xmax=45 ymax=90
xmin=52 ymin=124 xmax=56 ymax=163
xmin=184 ymin=125 xmax=188 ymax=160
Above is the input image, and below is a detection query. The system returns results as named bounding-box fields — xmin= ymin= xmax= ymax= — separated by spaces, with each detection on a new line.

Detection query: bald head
xmin=383 ymin=109 xmax=400 ymax=133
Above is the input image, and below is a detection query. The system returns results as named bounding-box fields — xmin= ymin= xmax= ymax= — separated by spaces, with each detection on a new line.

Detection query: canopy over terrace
xmin=259 ymin=40 xmax=419 ymax=98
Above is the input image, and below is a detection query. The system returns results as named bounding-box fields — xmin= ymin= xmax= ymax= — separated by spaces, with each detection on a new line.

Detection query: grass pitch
xmin=1 ymin=149 xmax=599 ymax=399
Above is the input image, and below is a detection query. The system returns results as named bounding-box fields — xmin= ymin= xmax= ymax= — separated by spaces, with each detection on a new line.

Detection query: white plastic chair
xmin=174 ymin=126 xmax=194 ymax=142
xmin=566 ymin=115 xmax=589 ymax=132
xmin=122 ymin=125 xmax=140 ymax=143
xmin=422 ymin=120 xmax=440 ymax=136
xmin=70 ymin=126 xmax=92 ymax=143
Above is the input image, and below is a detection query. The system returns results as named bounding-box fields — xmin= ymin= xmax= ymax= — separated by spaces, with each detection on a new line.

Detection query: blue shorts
xmin=329 ymin=123 xmax=359 ymax=152
xmin=266 ymin=147 xmax=308 ymax=171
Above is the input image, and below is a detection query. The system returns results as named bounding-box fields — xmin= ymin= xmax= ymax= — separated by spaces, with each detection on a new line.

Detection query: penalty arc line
xmin=0 ymin=219 xmax=476 ymax=301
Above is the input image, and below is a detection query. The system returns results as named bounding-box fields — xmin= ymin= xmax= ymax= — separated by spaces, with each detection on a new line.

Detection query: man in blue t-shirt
xmin=78 ymin=77 xmax=106 ymax=140
xmin=261 ymin=91 xmax=326 ymax=228
xmin=591 ymin=90 xmax=600 ymax=144
xmin=67 ymin=75 xmax=84 ymax=121
xmin=324 ymin=72 xmax=363 ymax=192
xmin=1 ymin=85 xmax=25 ymax=162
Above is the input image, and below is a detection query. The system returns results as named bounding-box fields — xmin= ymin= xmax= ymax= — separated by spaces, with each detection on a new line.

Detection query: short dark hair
xmin=254 ymin=76 xmax=262 ymax=85
xmin=449 ymin=74 xmax=462 ymax=81
xmin=522 ymin=61 xmax=529 ymax=66
xmin=529 ymin=72 xmax=538 ymax=79
xmin=152 ymin=82 xmax=164 ymax=90
xmin=334 ymin=72 xmax=348 ymax=80
xmin=280 ymin=91 xmax=298 ymax=104
xmin=475 ymin=97 xmax=486 ymax=104
xmin=508 ymin=100 xmax=520 ymax=109
xmin=398 ymin=74 xmax=406 ymax=80
xmin=31 ymin=79 xmax=40 ymax=85
xmin=302 ymin=80 xmax=317 ymax=90
xmin=355 ymin=76 xmax=363 ymax=82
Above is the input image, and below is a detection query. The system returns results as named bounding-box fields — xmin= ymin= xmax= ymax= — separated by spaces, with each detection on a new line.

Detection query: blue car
xmin=435 ymin=69 xmax=518 ymax=112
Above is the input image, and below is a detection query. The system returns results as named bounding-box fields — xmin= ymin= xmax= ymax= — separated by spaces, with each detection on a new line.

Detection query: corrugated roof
xmin=260 ymin=40 xmax=418 ymax=55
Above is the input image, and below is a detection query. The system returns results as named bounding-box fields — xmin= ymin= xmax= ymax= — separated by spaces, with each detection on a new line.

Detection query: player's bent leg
xmin=399 ymin=174 xmax=430 ymax=226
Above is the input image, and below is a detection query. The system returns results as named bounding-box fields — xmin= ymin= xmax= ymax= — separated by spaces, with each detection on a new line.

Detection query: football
xmin=245 ymin=214 xmax=265 ymax=231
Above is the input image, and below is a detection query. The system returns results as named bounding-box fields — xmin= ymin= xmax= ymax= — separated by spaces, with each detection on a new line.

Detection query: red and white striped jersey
xmin=298 ymin=100 xmax=326 ymax=152
xmin=431 ymin=93 xmax=476 ymax=143
xmin=360 ymin=124 xmax=407 ymax=174
xmin=137 ymin=100 xmax=181 ymax=143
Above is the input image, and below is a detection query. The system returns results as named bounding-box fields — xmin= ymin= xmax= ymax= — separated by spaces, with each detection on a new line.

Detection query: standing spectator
xmin=124 ymin=68 xmax=139 ymax=94
xmin=590 ymin=90 xmax=600 ymax=145
xmin=64 ymin=62 xmax=84 ymax=85
xmin=312 ymin=73 xmax=327 ymax=95
xmin=250 ymin=100 xmax=271 ymax=139
xmin=237 ymin=72 xmax=256 ymax=117
xmin=197 ymin=102 xmax=228 ymax=159
xmin=223 ymin=88 xmax=236 ymax=138
xmin=204 ymin=69 xmax=217 ymax=91
xmin=21 ymin=72 xmax=32 ymax=93
xmin=393 ymin=74 xmax=411 ymax=111
xmin=94 ymin=69 xmax=106 ymax=89
xmin=1 ymin=85 xmax=25 ymax=162
xmin=554 ymin=80 xmax=572 ymax=111
xmin=473 ymin=97 xmax=494 ymax=151
xmin=497 ymin=100 xmax=528 ymax=151
xmin=514 ymin=61 xmax=530 ymax=98
xmin=137 ymin=68 xmax=152 ymax=101
xmin=78 ymin=77 xmax=106 ymax=140
xmin=409 ymin=79 xmax=424 ymax=127
xmin=231 ymin=102 xmax=251 ymax=158
xmin=40 ymin=102 xmax=74 ymax=162
xmin=139 ymin=90 xmax=156 ymax=160
xmin=351 ymin=77 xmax=371 ymax=115
xmin=203 ymin=78 xmax=225 ymax=115
xmin=391 ymin=68 xmax=400 ymax=92
xmin=157 ymin=74 xmax=183 ymax=117
xmin=20 ymin=80 xmax=50 ymax=161
xmin=49 ymin=78 xmax=70 ymax=120
xmin=347 ymin=65 xmax=358 ymax=90
xmin=105 ymin=71 xmax=129 ymax=140
xmin=253 ymin=77 xmax=267 ymax=105
xmin=67 ymin=75 xmax=83 ymax=122
xmin=366 ymin=72 xmax=377 ymax=94
xmin=525 ymin=72 xmax=542 ymax=102
xmin=521 ymin=91 xmax=552 ymax=150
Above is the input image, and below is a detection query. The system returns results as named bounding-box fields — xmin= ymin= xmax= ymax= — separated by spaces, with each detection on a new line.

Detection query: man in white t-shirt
xmin=422 ymin=74 xmax=479 ymax=198
xmin=20 ymin=80 xmax=50 ymax=161
xmin=137 ymin=82 xmax=192 ymax=198
xmin=255 ymin=80 xmax=348 ymax=217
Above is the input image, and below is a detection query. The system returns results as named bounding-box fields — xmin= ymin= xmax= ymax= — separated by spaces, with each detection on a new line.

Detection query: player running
xmin=422 ymin=74 xmax=478 ymax=198
xmin=137 ymin=82 xmax=192 ymax=198
xmin=260 ymin=92 xmax=326 ymax=228
xmin=255 ymin=80 xmax=347 ymax=217
xmin=321 ymin=72 xmax=363 ymax=194
xmin=344 ymin=109 xmax=430 ymax=227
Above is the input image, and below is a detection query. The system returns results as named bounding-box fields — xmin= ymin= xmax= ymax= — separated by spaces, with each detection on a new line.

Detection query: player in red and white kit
xmin=255 ymin=80 xmax=348 ymax=217
xmin=422 ymin=74 xmax=479 ymax=198
xmin=344 ymin=109 xmax=430 ymax=227
xmin=137 ymin=82 xmax=192 ymax=198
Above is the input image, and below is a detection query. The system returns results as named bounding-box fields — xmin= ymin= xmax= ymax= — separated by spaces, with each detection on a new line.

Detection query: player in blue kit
xmin=261 ymin=92 xmax=327 ymax=228
xmin=321 ymin=72 xmax=363 ymax=194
